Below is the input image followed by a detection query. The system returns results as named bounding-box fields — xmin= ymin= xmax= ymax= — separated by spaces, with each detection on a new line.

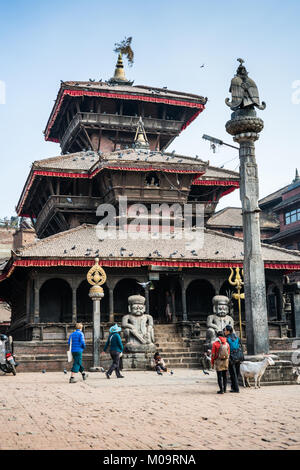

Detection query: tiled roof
xmin=62 ymin=81 xmax=206 ymax=104
xmin=33 ymin=149 xmax=207 ymax=172
xmin=17 ymin=224 xmax=300 ymax=264
xmin=207 ymin=207 xmax=279 ymax=229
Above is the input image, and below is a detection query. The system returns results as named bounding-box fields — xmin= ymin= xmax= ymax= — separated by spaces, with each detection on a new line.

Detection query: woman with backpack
xmin=224 ymin=324 xmax=244 ymax=393
xmin=101 ymin=324 xmax=124 ymax=379
xmin=211 ymin=331 xmax=230 ymax=394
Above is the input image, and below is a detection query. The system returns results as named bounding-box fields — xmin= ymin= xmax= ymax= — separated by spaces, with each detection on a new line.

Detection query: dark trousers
xmin=217 ymin=370 xmax=227 ymax=392
xmin=107 ymin=351 xmax=122 ymax=377
xmin=229 ymin=361 xmax=240 ymax=391
xmin=71 ymin=352 xmax=84 ymax=373
xmin=155 ymin=364 xmax=167 ymax=372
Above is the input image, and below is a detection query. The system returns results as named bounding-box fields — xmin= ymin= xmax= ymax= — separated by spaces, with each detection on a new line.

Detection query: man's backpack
xmin=228 ymin=335 xmax=244 ymax=363
xmin=218 ymin=340 xmax=229 ymax=360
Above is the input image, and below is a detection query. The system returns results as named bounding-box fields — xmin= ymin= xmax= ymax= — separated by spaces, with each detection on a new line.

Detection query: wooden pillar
xmin=34 ymin=281 xmax=40 ymax=324
xmin=72 ymin=287 xmax=77 ymax=323
xmin=145 ymin=286 xmax=150 ymax=315
xmin=181 ymin=278 xmax=188 ymax=321
xmin=109 ymin=287 xmax=114 ymax=323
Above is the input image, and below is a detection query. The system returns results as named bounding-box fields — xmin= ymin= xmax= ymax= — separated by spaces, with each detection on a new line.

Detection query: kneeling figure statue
xmin=122 ymin=295 xmax=156 ymax=353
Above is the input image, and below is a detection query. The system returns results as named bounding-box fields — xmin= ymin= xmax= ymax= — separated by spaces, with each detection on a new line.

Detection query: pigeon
xmin=215 ymin=251 xmax=219 ymax=254
xmin=63 ymin=369 xmax=67 ymax=374
xmin=42 ymin=369 xmax=46 ymax=373
xmin=66 ymin=197 xmax=73 ymax=203
xmin=203 ymin=370 xmax=209 ymax=375
xmin=71 ymin=245 xmax=76 ymax=250
xmin=137 ymin=281 xmax=152 ymax=288
xmin=170 ymin=370 xmax=174 ymax=375
xmin=200 ymin=64 xmax=205 ymax=68
xmin=64 ymin=249 xmax=67 ymax=254
xmin=129 ymin=253 xmax=133 ymax=257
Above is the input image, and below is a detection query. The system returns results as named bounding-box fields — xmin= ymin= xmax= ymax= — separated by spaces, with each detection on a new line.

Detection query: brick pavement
xmin=0 ymin=369 xmax=299 ymax=450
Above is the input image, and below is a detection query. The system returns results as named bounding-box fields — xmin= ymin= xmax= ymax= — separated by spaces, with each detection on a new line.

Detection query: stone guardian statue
xmin=205 ymin=295 xmax=235 ymax=349
xmin=122 ymin=295 xmax=156 ymax=353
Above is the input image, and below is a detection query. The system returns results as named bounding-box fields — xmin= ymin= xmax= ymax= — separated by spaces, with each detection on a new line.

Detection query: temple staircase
xmin=153 ymin=324 xmax=204 ymax=369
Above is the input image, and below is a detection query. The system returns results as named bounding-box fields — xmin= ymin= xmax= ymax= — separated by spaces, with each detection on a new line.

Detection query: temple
xmin=0 ymin=54 xmax=300 ymax=370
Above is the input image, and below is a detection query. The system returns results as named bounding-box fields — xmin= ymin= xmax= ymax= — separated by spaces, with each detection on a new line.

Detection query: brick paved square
xmin=0 ymin=369 xmax=299 ymax=450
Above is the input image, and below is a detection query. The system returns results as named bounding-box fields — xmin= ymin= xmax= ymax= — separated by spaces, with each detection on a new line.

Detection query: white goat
xmin=240 ymin=356 xmax=275 ymax=389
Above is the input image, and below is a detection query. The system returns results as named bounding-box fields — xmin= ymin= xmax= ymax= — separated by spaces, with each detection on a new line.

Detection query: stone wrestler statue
xmin=122 ymin=295 xmax=155 ymax=353
xmin=205 ymin=295 xmax=234 ymax=349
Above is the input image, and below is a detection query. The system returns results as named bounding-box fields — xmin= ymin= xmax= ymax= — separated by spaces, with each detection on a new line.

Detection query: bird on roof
xmin=89 ymin=78 xmax=95 ymax=82
xmin=66 ymin=198 xmax=73 ymax=203
xmin=71 ymin=246 xmax=76 ymax=250
xmin=200 ymin=64 xmax=205 ymax=68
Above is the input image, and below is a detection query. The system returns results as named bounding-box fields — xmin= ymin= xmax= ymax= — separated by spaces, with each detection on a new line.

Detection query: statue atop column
xmin=205 ymin=295 xmax=235 ymax=349
xmin=225 ymin=58 xmax=266 ymax=111
xmin=122 ymin=295 xmax=156 ymax=352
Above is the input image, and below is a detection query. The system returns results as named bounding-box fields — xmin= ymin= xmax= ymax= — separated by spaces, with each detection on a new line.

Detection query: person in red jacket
xmin=211 ymin=331 xmax=230 ymax=394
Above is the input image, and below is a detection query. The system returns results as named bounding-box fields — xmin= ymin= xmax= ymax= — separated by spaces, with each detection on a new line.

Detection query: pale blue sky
xmin=0 ymin=0 xmax=299 ymax=218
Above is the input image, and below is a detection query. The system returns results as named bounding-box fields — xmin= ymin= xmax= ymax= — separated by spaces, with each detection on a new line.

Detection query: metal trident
xmin=228 ymin=267 xmax=244 ymax=339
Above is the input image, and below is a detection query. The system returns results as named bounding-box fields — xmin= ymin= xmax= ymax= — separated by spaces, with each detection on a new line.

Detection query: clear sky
xmin=0 ymin=0 xmax=299 ymax=218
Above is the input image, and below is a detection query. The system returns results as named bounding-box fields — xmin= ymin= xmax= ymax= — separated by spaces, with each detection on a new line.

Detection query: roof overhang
xmin=44 ymin=88 xmax=206 ymax=142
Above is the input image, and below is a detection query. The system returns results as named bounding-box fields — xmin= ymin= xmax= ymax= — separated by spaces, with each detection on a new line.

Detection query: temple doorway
xmin=149 ymin=275 xmax=182 ymax=323
xmin=113 ymin=278 xmax=142 ymax=315
xmin=77 ymin=280 xmax=109 ymax=322
xmin=266 ymin=281 xmax=281 ymax=321
xmin=39 ymin=278 xmax=72 ymax=322
xmin=186 ymin=279 xmax=215 ymax=321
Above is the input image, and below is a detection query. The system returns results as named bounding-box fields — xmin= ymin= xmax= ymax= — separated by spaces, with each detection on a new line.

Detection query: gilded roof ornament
xmin=87 ymin=257 xmax=107 ymax=286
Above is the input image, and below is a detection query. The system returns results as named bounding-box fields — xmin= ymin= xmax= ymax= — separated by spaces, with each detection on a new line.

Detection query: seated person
xmin=152 ymin=351 xmax=167 ymax=375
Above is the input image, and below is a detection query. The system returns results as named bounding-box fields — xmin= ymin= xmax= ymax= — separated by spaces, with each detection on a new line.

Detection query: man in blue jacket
xmin=68 ymin=323 xmax=87 ymax=383
xmin=102 ymin=324 xmax=124 ymax=379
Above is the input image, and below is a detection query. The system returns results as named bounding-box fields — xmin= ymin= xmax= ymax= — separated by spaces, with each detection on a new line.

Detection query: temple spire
xmin=133 ymin=117 xmax=149 ymax=149
xmin=293 ymin=168 xmax=300 ymax=183
xmin=109 ymin=52 xmax=133 ymax=85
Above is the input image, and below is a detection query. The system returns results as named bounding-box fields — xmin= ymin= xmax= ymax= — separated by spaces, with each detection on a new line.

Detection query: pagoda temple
xmin=0 ymin=54 xmax=300 ymax=370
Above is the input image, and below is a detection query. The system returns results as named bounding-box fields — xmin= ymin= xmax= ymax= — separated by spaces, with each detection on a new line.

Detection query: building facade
xmin=1 ymin=56 xmax=300 ymax=346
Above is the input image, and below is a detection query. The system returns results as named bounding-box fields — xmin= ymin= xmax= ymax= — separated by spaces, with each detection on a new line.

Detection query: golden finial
xmin=87 ymin=257 xmax=107 ymax=286
xmin=133 ymin=117 xmax=149 ymax=149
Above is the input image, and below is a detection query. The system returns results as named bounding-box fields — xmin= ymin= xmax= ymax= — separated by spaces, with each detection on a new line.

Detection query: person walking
xmin=224 ymin=324 xmax=244 ymax=393
xmin=211 ymin=331 xmax=230 ymax=394
xmin=102 ymin=324 xmax=124 ymax=379
xmin=68 ymin=323 xmax=88 ymax=384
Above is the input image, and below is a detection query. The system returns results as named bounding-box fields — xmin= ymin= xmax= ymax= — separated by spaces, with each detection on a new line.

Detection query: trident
xmin=228 ymin=267 xmax=244 ymax=339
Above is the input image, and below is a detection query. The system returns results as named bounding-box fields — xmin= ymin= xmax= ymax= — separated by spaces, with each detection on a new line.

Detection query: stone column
xmin=226 ymin=109 xmax=269 ymax=355
xmin=89 ymin=285 xmax=104 ymax=371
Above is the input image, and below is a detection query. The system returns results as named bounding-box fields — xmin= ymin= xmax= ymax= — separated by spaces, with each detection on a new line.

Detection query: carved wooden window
xmin=145 ymin=172 xmax=160 ymax=187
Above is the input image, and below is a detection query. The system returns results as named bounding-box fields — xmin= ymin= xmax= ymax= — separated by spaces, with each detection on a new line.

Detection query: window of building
xmin=285 ymin=207 xmax=300 ymax=225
